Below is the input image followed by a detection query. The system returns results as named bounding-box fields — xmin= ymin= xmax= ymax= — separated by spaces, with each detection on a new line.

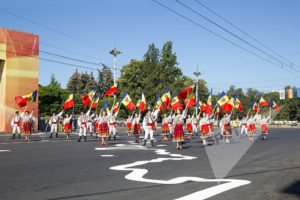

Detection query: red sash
xmin=110 ymin=123 xmax=116 ymax=128
xmin=82 ymin=122 xmax=87 ymax=129
xmin=14 ymin=122 xmax=20 ymax=126
xmin=52 ymin=122 xmax=57 ymax=124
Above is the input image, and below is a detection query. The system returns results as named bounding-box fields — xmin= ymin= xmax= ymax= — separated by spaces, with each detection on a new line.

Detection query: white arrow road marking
xmin=0 ymin=150 xmax=11 ymax=152
xmin=96 ymin=144 xmax=250 ymax=199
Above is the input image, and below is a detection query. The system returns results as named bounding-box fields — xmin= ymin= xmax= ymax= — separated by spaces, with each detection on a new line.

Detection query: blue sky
xmin=1 ymin=0 xmax=300 ymax=94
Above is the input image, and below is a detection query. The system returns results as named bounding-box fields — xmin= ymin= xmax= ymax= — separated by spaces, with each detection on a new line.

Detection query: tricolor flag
xmin=216 ymin=105 xmax=220 ymax=118
xmin=113 ymin=100 xmax=120 ymax=113
xmin=217 ymin=92 xmax=232 ymax=112
xmin=251 ymin=100 xmax=258 ymax=112
xmin=154 ymin=93 xmax=163 ymax=112
xmin=15 ymin=90 xmax=37 ymax=108
xmin=81 ymin=88 xmax=97 ymax=107
xmin=104 ymin=83 xmax=118 ymax=97
xmin=201 ymin=101 xmax=207 ymax=113
xmin=91 ymin=94 xmax=100 ymax=108
xmin=184 ymin=84 xmax=197 ymax=109
xmin=287 ymin=88 xmax=293 ymax=99
xmin=62 ymin=91 xmax=75 ymax=110
xmin=235 ymin=98 xmax=243 ymax=112
xmin=136 ymin=90 xmax=147 ymax=112
xmin=161 ymin=88 xmax=171 ymax=110
xmin=178 ymin=83 xmax=196 ymax=99
xmin=121 ymin=92 xmax=135 ymax=111
xmin=226 ymin=94 xmax=237 ymax=112
xmin=206 ymin=89 xmax=213 ymax=115
xmin=103 ymin=99 xmax=109 ymax=112
xmin=259 ymin=94 xmax=270 ymax=106
xmin=171 ymin=93 xmax=183 ymax=110
xmin=270 ymin=98 xmax=279 ymax=112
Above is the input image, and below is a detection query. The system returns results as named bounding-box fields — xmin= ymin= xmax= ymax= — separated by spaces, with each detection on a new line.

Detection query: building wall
xmin=0 ymin=28 xmax=39 ymax=133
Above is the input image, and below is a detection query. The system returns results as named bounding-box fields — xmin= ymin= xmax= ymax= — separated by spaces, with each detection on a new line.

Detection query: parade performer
xmin=161 ymin=113 xmax=170 ymax=141
xmin=239 ymin=116 xmax=248 ymax=135
xmin=199 ymin=112 xmax=212 ymax=146
xmin=11 ymin=111 xmax=21 ymax=139
xmin=260 ymin=110 xmax=271 ymax=140
xmin=192 ymin=113 xmax=199 ymax=136
xmin=132 ymin=112 xmax=141 ymax=143
xmin=168 ymin=113 xmax=175 ymax=139
xmin=142 ymin=110 xmax=155 ymax=146
xmin=108 ymin=111 xmax=117 ymax=141
xmin=77 ymin=112 xmax=87 ymax=142
xmin=93 ymin=114 xmax=99 ymax=138
xmin=49 ymin=112 xmax=63 ymax=138
xmin=247 ymin=114 xmax=258 ymax=142
xmin=99 ymin=110 xmax=110 ymax=146
xmin=21 ymin=110 xmax=33 ymax=142
xmin=219 ymin=115 xmax=225 ymax=138
xmin=126 ymin=115 xmax=133 ymax=137
xmin=186 ymin=114 xmax=193 ymax=140
xmin=222 ymin=113 xmax=232 ymax=144
xmin=86 ymin=113 xmax=94 ymax=136
xmin=63 ymin=113 xmax=72 ymax=139
xmin=172 ymin=109 xmax=186 ymax=149
xmin=58 ymin=117 xmax=63 ymax=132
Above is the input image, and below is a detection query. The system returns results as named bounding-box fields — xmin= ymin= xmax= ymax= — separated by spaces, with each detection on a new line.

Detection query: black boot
xmin=56 ymin=133 xmax=58 ymax=138
xmin=18 ymin=134 xmax=21 ymax=139
xmin=151 ymin=140 xmax=154 ymax=146
xmin=49 ymin=133 xmax=53 ymax=138
xmin=108 ymin=135 xmax=111 ymax=140
xmin=84 ymin=136 xmax=87 ymax=142
xmin=90 ymin=132 xmax=92 ymax=137
xmin=12 ymin=134 xmax=15 ymax=139
xmin=77 ymin=136 xmax=81 ymax=142
xmin=113 ymin=135 xmax=116 ymax=140
xmin=143 ymin=140 xmax=147 ymax=146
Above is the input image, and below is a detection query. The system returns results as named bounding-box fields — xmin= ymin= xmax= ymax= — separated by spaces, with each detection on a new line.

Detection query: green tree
xmin=48 ymin=73 xmax=61 ymax=88
xmin=66 ymin=69 xmax=80 ymax=93
xmin=78 ymin=71 xmax=90 ymax=94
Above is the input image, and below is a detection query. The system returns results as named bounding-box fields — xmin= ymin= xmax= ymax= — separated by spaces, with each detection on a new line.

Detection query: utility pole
xmin=193 ymin=65 xmax=201 ymax=117
xmin=109 ymin=48 xmax=121 ymax=102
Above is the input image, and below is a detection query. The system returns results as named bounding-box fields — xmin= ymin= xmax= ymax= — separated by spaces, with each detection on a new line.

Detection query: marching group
xmin=11 ymin=107 xmax=271 ymax=149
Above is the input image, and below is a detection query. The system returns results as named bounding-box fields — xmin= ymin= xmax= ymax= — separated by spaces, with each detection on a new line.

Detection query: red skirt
xmin=261 ymin=124 xmax=268 ymax=134
xmin=193 ymin=123 xmax=197 ymax=128
xmin=23 ymin=122 xmax=31 ymax=135
xmin=64 ymin=123 xmax=71 ymax=133
xmin=223 ymin=124 xmax=232 ymax=136
xmin=99 ymin=123 xmax=109 ymax=137
xmin=248 ymin=124 xmax=256 ymax=132
xmin=126 ymin=123 xmax=132 ymax=131
xmin=201 ymin=124 xmax=210 ymax=134
xmin=186 ymin=124 xmax=193 ymax=133
xmin=173 ymin=124 xmax=184 ymax=142
xmin=94 ymin=122 xmax=99 ymax=132
xmin=162 ymin=123 xmax=169 ymax=134
xmin=133 ymin=124 xmax=141 ymax=135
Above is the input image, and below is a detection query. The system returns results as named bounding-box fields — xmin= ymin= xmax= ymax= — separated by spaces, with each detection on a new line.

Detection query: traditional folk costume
xmin=93 ymin=116 xmax=99 ymax=137
xmin=108 ymin=112 xmax=117 ymax=140
xmin=222 ymin=115 xmax=232 ymax=136
xmin=21 ymin=111 xmax=33 ymax=141
xmin=98 ymin=115 xmax=110 ymax=138
xmin=172 ymin=113 xmax=186 ymax=143
xmin=239 ymin=118 xmax=248 ymax=135
xmin=49 ymin=112 xmax=63 ymax=138
xmin=260 ymin=116 xmax=270 ymax=136
xmin=186 ymin=117 xmax=193 ymax=139
xmin=199 ymin=117 xmax=211 ymax=139
xmin=11 ymin=113 xmax=22 ymax=139
xmin=192 ymin=114 xmax=199 ymax=135
xmin=132 ymin=113 xmax=141 ymax=143
xmin=77 ymin=114 xmax=87 ymax=142
xmin=58 ymin=117 xmax=63 ymax=132
xmin=142 ymin=114 xmax=155 ymax=146
xmin=63 ymin=115 xmax=72 ymax=139
xmin=168 ymin=114 xmax=175 ymax=138
xmin=126 ymin=117 xmax=133 ymax=136
xmin=247 ymin=115 xmax=258 ymax=136
xmin=219 ymin=117 xmax=225 ymax=135
xmin=162 ymin=117 xmax=170 ymax=136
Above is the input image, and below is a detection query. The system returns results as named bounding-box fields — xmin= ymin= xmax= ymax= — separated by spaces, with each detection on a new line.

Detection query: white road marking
xmin=98 ymin=144 xmax=250 ymax=199
xmin=0 ymin=150 xmax=11 ymax=152
xmin=100 ymin=155 xmax=115 ymax=157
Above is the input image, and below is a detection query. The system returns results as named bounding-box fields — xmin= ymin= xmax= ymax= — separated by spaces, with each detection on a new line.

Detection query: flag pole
xmin=131 ymin=105 xmax=137 ymax=119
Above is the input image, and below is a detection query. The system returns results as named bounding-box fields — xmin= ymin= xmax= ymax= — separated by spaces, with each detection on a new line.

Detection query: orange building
xmin=0 ymin=28 xmax=39 ymax=133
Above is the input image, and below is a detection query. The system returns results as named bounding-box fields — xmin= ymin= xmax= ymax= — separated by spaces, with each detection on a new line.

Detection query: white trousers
xmin=168 ymin=124 xmax=172 ymax=134
xmin=87 ymin=122 xmax=93 ymax=132
xmin=79 ymin=125 xmax=87 ymax=136
xmin=109 ymin=125 xmax=116 ymax=136
xmin=144 ymin=127 xmax=153 ymax=140
xmin=192 ymin=124 xmax=197 ymax=133
xmin=51 ymin=124 xmax=57 ymax=133
xmin=12 ymin=125 xmax=21 ymax=134
xmin=241 ymin=125 xmax=248 ymax=134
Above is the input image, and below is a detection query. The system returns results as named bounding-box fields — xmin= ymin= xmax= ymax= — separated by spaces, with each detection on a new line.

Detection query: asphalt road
xmin=0 ymin=128 xmax=299 ymax=200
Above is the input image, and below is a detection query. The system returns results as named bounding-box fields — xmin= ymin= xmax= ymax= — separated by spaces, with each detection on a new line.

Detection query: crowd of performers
xmin=11 ymin=107 xmax=272 ymax=148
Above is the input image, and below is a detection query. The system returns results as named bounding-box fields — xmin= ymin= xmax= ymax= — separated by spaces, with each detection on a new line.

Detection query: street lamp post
xmin=193 ymin=66 xmax=201 ymax=117
xmin=110 ymin=48 xmax=122 ymax=103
